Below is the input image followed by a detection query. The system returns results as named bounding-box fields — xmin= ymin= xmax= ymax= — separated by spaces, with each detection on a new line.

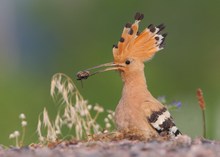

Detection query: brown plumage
xmin=77 ymin=12 xmax=181 ymax=139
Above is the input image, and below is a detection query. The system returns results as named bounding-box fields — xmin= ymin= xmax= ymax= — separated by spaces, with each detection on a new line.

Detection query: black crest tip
xmin=113 ymin=44 xmax=118 ymax=48
xmin=157 ymin=24 xmax=165 ymax=29
xmin=134 ymin=12 xmax=141 ymax=20
xmin=139 ymin=13 xmax=144 ymax=20
xmin=162 ymin=33 xmax=168 ymax=38
xmin=125 ymin=23 xmax=132 ymax=28
xmin=148 ymin=24 xmax=156 ymax=33
xmin=134 ymin=12 xmax=144 ymax=21
xmin=120 ymin=37 xmax=125 ymax=42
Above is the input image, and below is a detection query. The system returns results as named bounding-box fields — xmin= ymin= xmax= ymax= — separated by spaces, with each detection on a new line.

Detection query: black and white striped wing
xmin=148 ymin=107 xmax=181 ymax=137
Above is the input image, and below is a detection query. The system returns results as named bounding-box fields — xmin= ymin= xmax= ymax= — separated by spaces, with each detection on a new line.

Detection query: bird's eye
xmin=125 ymin=60 xmax=131 ymax=65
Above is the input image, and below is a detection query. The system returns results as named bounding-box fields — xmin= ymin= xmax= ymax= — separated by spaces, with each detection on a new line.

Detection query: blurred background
xmin=0 ymin=0 xmax=220 ymax=145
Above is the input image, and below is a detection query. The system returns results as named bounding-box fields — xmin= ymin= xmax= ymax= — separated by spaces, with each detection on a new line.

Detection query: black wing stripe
xmin=147 ymin=107 xmax=182 ymax=137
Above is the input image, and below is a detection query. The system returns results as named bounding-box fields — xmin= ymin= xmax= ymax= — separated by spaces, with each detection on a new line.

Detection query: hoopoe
xmin=77 ymin=12 xmax=181 ymax=139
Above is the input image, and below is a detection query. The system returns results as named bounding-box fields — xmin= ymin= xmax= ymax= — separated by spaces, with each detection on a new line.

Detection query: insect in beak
xmin=76 ymin=62 xmax=124 ymax=80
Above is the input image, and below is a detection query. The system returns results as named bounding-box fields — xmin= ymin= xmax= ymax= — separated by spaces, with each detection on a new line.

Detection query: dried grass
xmin=37 ymin=73 xmax=115 ymax=144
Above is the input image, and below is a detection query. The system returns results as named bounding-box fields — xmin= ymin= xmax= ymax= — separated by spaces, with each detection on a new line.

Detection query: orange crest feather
xmin=113 ymin=12 xmax=167 ymax=63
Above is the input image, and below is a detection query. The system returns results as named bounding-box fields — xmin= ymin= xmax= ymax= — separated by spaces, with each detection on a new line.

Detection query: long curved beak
xmin=76 ymin=62 xmax=123 ymax=80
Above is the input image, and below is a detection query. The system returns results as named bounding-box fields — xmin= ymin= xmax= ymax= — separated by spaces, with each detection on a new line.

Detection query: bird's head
xmin=77 ymin=12 xmax=167 ymax=81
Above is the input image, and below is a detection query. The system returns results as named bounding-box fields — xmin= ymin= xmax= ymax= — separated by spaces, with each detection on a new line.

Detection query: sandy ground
xmin=1 ymin=136 xmax=220 ymax=157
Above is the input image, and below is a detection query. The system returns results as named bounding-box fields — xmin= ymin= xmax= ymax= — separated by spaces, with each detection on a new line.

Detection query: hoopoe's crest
xmin=113 ymin=12 xmax=167 ymax=63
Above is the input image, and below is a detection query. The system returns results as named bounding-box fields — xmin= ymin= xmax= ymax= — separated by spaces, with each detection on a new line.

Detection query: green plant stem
xmin=15 ymin=137 xmax=19 ymax=148
xmin=202 ymin=109 xmax=206 ymax=138
xmin=20 ymin=127 xmax=25 ymax=147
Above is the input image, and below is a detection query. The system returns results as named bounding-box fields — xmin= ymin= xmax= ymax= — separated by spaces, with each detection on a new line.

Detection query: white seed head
xmin=98 ymin=107 xmax=104 ymax=113
xmin=104 ymin=118 xmax=109 ymax=123
xmin=62 ymin=89 xmax=69 ymax=104
xmin=105 ymin=123 xmax=111 ymax=128
xmin=37 ymin=118 xmax=42 ymax=136
xmin=87 ymin=105 xmax=92 ymax=110
xmin=43 ymin=108 xmax=51 ymax=127
xmin=39 ymin=136 xmax=44 ymax=142
xmin=94 ymin=105 xmax=104 ymax=112
xmin=67 ymin=82 xmax=74 ymax=92
xmin=55 ymin=114 xmax=62 ymax=131
xmin=9 ymin=133 xmax=15 ymax=139
xmin=21 ymin=121 xmax=27 ymax=127
xmin=57 ymin=81 xmax=64 ymax=94
xmin=50 ymin=79 xmax=56 ymax=97
xmin=93 ymin=105 xmax=98 ymax=111
xmin=107 ymin=114 xmax=113 ymax=120
xmin=103 ymin=130 xmax=108 ymax=133
xmin=19 ymin=113 xmax=26 ymax=119
xmin=14 ymin=131 xmax=20 ymax=137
